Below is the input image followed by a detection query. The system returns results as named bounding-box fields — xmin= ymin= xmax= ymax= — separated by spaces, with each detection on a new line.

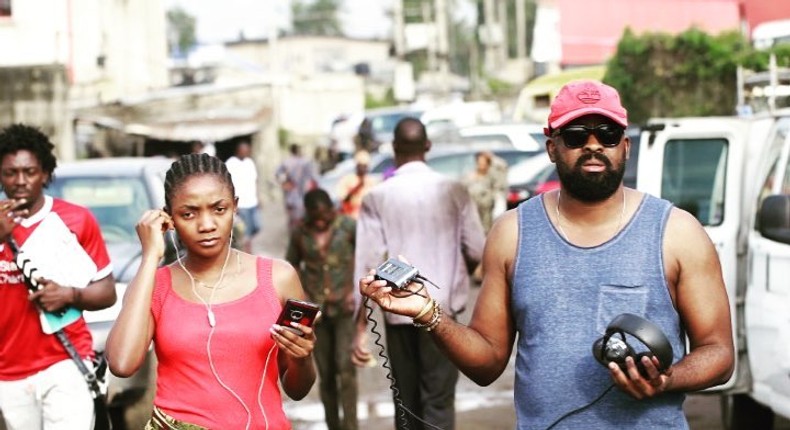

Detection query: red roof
xmin=558 ymin=0 xmax=741 ymax=66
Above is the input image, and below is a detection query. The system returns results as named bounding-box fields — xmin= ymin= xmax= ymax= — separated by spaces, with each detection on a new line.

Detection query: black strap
xmin=6 ymin=237 xmax=102 ymax=398
xmin=55 ymin=330 xmax=102 ymax=398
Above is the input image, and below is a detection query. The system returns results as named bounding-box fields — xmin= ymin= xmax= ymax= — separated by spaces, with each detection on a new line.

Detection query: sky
xmin=165 ymin=0 xmax=475 ymax=44
xmin=166 ymin=0 xmax=393 ymax=43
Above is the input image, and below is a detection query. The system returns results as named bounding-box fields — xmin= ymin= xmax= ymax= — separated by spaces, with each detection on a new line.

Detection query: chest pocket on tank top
xmin=596 ymin=282 xmax=648 ymax=334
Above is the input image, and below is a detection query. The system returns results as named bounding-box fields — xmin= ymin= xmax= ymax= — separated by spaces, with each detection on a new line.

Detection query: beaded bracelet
xmin=413 ymin=298 xmax=435 ymax=322
xmin=413 ymin=302 xmax=442 ymax=331
xmin=426 ymin=303 xmax=442 ymax=332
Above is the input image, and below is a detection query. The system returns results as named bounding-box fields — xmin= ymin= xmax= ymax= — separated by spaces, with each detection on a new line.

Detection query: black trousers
xmin=384 ymin=324 xmax=459 ymax=430
xmin=314 ymin=313 xmax=358 ymax=430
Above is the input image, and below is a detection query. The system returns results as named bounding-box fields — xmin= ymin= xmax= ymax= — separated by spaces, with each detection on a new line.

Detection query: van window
xmin=661 ymin=139 xmax=728 ymax=226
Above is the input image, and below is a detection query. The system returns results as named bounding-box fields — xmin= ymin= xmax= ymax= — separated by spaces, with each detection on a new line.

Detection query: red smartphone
xmin=276 ymin=299 xmax=320 ymax=336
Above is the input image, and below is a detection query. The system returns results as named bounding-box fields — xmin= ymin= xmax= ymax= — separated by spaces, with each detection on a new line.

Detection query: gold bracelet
xmin=414 ymin=302 xmax=442 ymax=330
xmin=413 ymin=298 xmax=435 ymax=322
xmin=426 ymin=303 xmax=442 ymax=332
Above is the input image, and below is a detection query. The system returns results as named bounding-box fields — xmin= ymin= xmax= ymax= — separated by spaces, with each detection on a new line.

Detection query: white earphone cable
xmin=257 ymin=343 xmax=278 ymax=429
xmin=170 ymin=231 xmax=272 ymax=430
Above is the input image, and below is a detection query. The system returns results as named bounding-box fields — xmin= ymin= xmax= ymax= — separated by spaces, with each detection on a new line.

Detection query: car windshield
xmin=428 ymin=150 xmax=541 ymax=180
xmin=49 ymin=177 xmax=151 ymax=243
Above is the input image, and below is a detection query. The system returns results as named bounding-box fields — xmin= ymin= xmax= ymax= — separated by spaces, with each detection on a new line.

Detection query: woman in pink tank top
xmin=104 ymin=153 xmax=318 ymax=429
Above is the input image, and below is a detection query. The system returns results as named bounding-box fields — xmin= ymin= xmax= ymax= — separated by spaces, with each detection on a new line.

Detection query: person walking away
xmin=276 ymin=144 xmax=320 ymax=231
xmin=225 ymin=141 xmax=261 ymax=253
xmin=351 ymin=117 xmax=486 ymax=430
xmin=105 ymin=153 xmax=317 ymax=429
xmin=286 ymin=188 xmax=358 ymax=430
xmin=357 ymin=80 xmax=734 ymax=429
xmin=0 ymin=124 xmax=117 ymax=430
xmin=336 ymin=150 xmax=378 ymax=219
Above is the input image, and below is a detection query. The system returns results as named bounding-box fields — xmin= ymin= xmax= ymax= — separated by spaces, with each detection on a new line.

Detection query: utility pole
xmin=435 ymin=0 xmax=450 ymax=98
xmin=483 ymin=0 xmax=496 ymax=75
xmin=393 ymin=0 xmax=406 ymax=60
xmin=423 ymin=2 xmax=436 ymax=75
xmin=497 ymin=0 xmax=508 ymax=64
xmin=516 ymin=0 xmax=527 ymax=59
xmin=392 ymin=0 xmax=415 ymax=103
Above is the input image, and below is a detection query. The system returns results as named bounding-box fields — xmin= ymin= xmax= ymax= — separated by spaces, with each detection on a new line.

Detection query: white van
xmin=636 ymin=112 xmax=790 ymax=429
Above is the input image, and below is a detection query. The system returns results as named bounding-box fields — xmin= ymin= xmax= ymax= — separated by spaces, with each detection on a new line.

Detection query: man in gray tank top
xmin=358 ymin=80 xmax=734 ymax=429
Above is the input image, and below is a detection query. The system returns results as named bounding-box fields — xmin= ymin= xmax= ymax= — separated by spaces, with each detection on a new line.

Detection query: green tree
xmin=605 ymin=28 xmax=755 ymax=124
xmin=291 ymin=0 xmax=343 ymax=36
xmin=166 ymin=7 xmax=197 ymax=56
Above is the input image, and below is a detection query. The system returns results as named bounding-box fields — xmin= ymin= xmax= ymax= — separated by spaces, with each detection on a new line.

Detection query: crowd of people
xmin=0 ymin=79 xmax=734 ymax=430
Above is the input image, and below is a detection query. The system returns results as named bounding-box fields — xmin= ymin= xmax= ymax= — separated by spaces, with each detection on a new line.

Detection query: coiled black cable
xmin=363 ymin=297 xmax=410 ymax=429
xmin=363 ymin=293 xmax=445 ymax=430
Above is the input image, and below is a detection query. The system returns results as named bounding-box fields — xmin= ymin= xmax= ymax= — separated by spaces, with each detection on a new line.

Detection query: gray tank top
xmin=511 ymin=193 xmax=688 ymax=429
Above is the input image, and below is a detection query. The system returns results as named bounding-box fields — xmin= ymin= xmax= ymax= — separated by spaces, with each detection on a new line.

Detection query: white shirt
xmin=225 ymin=156 xmax=259 ymax=208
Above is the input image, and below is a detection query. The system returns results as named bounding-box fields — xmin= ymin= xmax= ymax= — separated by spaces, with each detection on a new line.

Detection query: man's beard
xmin=555 ymin=152 xmax=625 ymax=202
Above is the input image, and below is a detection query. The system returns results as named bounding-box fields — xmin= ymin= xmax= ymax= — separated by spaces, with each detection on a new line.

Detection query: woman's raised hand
xmin=136 ymin=209 xmax=173 ymax=260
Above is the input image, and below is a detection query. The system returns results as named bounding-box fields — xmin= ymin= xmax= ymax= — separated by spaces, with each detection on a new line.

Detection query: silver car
xmin=47 ymin=156 xmax=174 ymax=429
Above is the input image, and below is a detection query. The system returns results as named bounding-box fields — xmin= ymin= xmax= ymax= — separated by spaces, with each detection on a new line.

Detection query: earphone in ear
xmin=592 ymin=313 xmax=674 ymax=378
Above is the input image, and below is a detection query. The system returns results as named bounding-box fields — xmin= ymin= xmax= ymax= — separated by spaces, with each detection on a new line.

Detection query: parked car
xmin=47 ymin=156 xmax=174 ymax=429
xmin=318 ymin=151 xmax=395 ymax=202
xmin=459 ymin=122 xmax=547 ymax=152
xmin=365 ymin=106 xmax=426 ymax=150
xmin=506 ymin=153 xmax=557 ymax=209
xmin=318 ymin=147 xmax=541 ymax=204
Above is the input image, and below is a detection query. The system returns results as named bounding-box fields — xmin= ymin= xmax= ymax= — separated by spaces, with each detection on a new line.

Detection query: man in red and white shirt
xmin=0 ymin=124 xmax=116 ymax=430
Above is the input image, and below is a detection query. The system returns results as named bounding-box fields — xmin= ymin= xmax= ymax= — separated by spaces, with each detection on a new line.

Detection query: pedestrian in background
xmin=351 ymin=117 xmax=485 ymax=430
xmin=276 ymin=144 xmax=320 ymax=231
xmin=336 ymin=150 xmax=378 ymax=219
xmin=286 ymin=188 xmax=358 ymax=430
xmin=225 ymin=140 xmax=261 ymax=253
xmin=358 ymin=80 xmax=734 ymax=429
xmin=106 ymin=153 xmax=316 ymax=429
xmin=463 ymin=151 xmax=498 ymax=233
xmin=0 ymin=124 xmax=117 ymax=430
xmin=355 ymin=118 xmax=376 ymax=153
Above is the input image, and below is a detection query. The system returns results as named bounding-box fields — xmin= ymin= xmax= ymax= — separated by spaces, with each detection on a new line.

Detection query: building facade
xmin=0 ymin=0 xmax=169 ymax=159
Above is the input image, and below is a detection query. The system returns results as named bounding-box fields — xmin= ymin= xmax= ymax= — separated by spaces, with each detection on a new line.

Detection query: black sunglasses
xmin=553 ymin=124 xmax=625 ymax=149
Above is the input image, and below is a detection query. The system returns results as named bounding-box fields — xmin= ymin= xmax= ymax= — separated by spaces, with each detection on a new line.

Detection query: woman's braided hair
xmin=164 ymin=153 xmax=235 ymax=212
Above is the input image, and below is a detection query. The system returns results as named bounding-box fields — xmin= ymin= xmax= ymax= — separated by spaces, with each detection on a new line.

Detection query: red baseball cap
xmin=545 ymin=80 xmax=628 ymax=135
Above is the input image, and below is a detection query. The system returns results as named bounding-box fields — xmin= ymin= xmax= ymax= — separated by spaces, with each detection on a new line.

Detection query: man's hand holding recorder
xmin=352 ymin=257 xmax=443 ymax=368
xmin=359 ymin=257 xmax=441 ymax=328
